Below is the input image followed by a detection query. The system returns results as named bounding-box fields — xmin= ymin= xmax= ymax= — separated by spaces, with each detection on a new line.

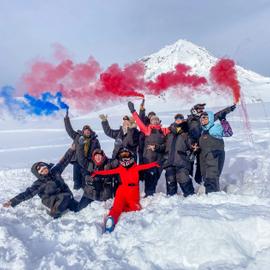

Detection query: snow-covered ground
xmin=1 ymin=99 xmax=270 ymax=270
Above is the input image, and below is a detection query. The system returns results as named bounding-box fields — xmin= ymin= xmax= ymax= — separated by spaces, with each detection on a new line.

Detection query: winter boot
xmin=105 ymin=216 xmax=115 ymax=233
xmin=180 ymin=180 xmax=195 ymax=197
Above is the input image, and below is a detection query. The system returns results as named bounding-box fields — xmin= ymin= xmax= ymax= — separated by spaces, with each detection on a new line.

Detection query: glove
xmin=140 ymin=99 xmax=145 ymax=111
xmin=230 ymin=104 xmax=236 ymax=112
xmin=128 ymin=101 xmax=135 ymax=113
xmin=65 ymin=108 xmax=69 ymax=118
xmin=78 ymin=136 xmax=85 ymax=145
xmin=114 ymin=138 xmax=123 ymax=147
xmin=218 ymin=112 xmax=227 ymax=121
xmin=99 ymin=114 xmax=108 ymax=121
xmin=85 ymin=176 xmax=95 ymax=186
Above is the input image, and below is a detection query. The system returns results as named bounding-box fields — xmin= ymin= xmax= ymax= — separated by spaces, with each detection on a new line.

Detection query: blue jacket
xmin=201 ymin=111 xmax=224 ymax=139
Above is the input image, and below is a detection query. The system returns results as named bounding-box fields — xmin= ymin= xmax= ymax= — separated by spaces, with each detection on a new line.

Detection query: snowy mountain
xmin=141 ymin=39 xmax=270 ymax=103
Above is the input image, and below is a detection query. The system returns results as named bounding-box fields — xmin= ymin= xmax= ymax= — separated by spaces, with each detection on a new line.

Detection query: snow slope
xmin=1 ymin=100 xmax=270 ymax=269
xmin=142 ymin=39 xmax=270 ymax=103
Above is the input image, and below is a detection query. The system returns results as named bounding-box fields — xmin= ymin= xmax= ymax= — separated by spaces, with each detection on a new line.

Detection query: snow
xmin=1 ymin=40 xmax=270 ymax=269
xmin=1 ymin=99 xmax=270 ymax=269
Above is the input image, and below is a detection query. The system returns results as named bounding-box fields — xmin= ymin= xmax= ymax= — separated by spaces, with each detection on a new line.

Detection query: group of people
xmin=3 ymin=100 xmax=235 ymax=232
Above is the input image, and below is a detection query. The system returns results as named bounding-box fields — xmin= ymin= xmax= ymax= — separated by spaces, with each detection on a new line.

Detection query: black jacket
xmin=83 ymin=157 xmax=118 ymax=201
xmin=64 ymin=116 xmax=100 ymax=163
xmin=187 ymin=105 xmax=235 ymax=144
xmin=10 ymin=149 xmax=74 ymax=208
xmin=163 ymin=122 xmax=193 ymax=170
xmin=101 ymin=120 xmax=139 ymax=159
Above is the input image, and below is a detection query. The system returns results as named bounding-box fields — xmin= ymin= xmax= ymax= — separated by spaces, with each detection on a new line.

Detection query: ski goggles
xmin=119 ymin=151 xmax=132 ymax=158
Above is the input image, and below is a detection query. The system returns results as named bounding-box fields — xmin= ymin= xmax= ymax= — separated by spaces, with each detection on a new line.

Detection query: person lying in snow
xmin=128 ymin=101 xmax=169 ymax=197
xmin=3 ymin=147 xmax=78 ymax=218
xmin=91 ymin=148 xmax=160 ymax=233
xmin=199 ymin=111 xmax=233 ymax=193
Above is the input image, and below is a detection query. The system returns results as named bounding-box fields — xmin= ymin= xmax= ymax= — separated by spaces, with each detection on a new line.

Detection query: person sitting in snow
xmin=3 ymin=147 xmax=78 ymax=218
xmin=64 ymin=109 xmax=100 ymax=190
xmin=99 ymin=114 xmax=140 ymax=160
xmin=187 ymin=103 xmax=236 ymax=185
xmin=91 ymin=148 xmax=160 ymax=233
xmin=76 ymin=149 xmax=118 ymax=211
xmin=128 ymin=101 xmax=169 ymax=197
xmin=199 ymin=110 xmax=233 ymax=193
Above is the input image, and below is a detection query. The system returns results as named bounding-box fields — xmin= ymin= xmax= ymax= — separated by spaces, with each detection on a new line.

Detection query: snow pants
xmin=200 ymin=150 xmax=225 ymax=193
xmin=73 ymin=162 xmax=85 ymax=190
xmin=109 ymin=185 xmax=141 ymax=224
xmin=50 ymin=193 xmax=78 ymax=218
xmin=144 ymin=167 xmax=161 ymax=197
xmin=165 ymin=166 xmax=194 ymax=197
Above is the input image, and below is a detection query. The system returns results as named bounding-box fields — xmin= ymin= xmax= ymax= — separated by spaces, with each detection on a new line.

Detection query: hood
xmin=202 ymin=111 xmax=215 ymax=131
xmin=31 ymin=162 xmax=54 ymax=179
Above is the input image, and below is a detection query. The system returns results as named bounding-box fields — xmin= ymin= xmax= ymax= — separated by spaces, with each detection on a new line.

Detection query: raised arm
xmin=64 ymin=113 xmax=77 ymax=140
xmin=92 ymin=167 xmax=120 ymax=177
xmin=52 ymin=147 xmax=75 ymax=174
xmin=137 ymin=162 xmax=160 ymax=171
xmin=214 ymin=104 xmax=236 ymax=122
xmin=101 ymin=118 xmax=120 ymax=139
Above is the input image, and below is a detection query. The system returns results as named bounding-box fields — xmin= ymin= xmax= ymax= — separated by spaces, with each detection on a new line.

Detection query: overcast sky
xmin=0 ymin=0 xmax=270 ymax=87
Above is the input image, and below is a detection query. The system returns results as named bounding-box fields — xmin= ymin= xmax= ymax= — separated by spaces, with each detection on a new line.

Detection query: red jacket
xmin=132 ymin=112 xmax=170 ymax=136
xmin=92 ymin=162 xmax=160 ymax=186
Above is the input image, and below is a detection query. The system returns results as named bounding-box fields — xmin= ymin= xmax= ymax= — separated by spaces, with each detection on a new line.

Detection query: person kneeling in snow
xmin=199 ymin=111 xmax=233 ymax=193
xmin=76 ymin=149 xmax=118 ymax=211
xmin=3 ymin=147 xmax=78 ymax=218
xmin=91 ymin=148 xmax=160 ymax=233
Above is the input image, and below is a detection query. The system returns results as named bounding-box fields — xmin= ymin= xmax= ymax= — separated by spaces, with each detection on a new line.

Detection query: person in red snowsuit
xmin=92 ymin=148 xmax=159 ymax=232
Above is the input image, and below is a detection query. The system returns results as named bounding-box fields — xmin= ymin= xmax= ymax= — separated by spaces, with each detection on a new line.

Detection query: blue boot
xmin=105 ymin=216 xmax=115 ymax=233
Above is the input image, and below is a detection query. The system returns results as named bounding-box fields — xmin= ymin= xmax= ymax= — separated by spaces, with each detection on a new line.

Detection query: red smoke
xmin=210 ymin=59 xmax=241 ymax=103
xmin=146 ymin=64 xmax=207 ymax=95
xmin=21 ymin=45 xmax=242 ymax=111
xmin=99 ymin=63 xmax=145 ymax=98
xmin=22 ymin=57 xmax=100 ymax=95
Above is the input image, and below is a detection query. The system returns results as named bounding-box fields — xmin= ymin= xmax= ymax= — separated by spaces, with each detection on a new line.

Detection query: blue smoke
xmin=0 ymin=86 xmax=69 ymax=116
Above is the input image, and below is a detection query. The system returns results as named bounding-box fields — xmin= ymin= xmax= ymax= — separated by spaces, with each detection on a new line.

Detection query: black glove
xmin=218 ymin=112 xmax=227 ymax=121
xmin=128 ymin=101 xmax=135 ymax=113
xmin=230 ymin=104 xmax=236 ymax=112
xmin=85 ymin=176 xmax=95 ymax=186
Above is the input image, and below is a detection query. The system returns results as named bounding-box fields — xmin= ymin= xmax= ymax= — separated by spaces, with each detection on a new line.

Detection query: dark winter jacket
xmin=187 ymin=105 xmax=235 ymax=143
xmin=138 ymin=108 xmax=149 ymax=163
xmin=163 ymin=122 xmax=193 ymax=170
xmin=10 ymin=149 xmax=74 ymax=208
xmin=64 ymin=116 xmax=101 ymax=163
xmin=101 ymin=120 xmax=139 ymax=159
xmin=199 ymin=111 xmax=233 ymax=155
xmin=132 ymin=111 xmax=169 ymax=163
xmin=83 ymin=157 xmax=117 ymax=201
